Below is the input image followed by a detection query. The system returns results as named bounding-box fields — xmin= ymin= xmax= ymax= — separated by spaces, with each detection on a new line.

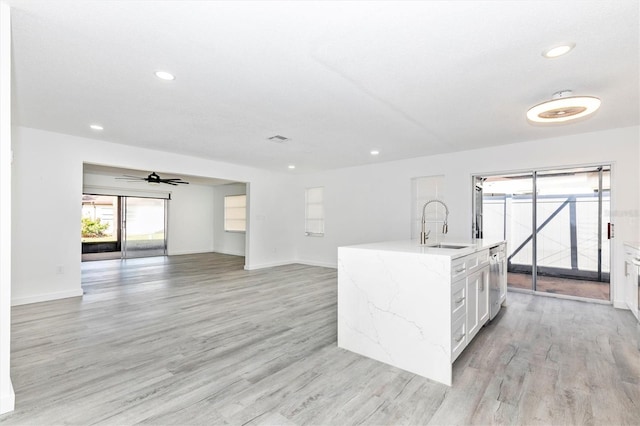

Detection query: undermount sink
xmin=425 ymin=243 xmax=471 ymax=250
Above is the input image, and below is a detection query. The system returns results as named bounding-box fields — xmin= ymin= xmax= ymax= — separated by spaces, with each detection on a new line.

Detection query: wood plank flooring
xmin=1 ymin=252 xmax=639 ymax=425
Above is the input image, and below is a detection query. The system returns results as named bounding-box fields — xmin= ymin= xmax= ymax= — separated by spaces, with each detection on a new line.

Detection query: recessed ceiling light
xmin=370 ymin=150 xmax=380 ymax=156
xmin=89 ymin=124 xmax=103 ymax=131
xmin=542 ymin=43 xmax=575 ymax=58
xmin=527 ymin=90 xmax=601 ymax=123
xmin=288 ymin=165 xmax=296 ymax=169
xmin=154 ymin=71 xmax=175 ymax=81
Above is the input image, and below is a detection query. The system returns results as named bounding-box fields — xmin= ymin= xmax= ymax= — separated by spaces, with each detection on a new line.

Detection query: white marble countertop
xmin=624 ymin=241 xmax=640 ymax=251
xmin=339 ymin=238 xmax=506 ymax=258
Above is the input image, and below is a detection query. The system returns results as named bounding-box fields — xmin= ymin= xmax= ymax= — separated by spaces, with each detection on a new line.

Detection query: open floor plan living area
xmin=0 ymin=1 xmax=639 ymax=425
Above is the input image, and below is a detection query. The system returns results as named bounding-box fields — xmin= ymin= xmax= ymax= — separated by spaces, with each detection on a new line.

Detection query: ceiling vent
xmin=267 ymin=135 xmax=290 ymax=142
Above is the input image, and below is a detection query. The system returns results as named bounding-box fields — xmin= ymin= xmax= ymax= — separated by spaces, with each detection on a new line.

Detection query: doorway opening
xmin=82 ymin=194 xmax=168 ymax=261
xmin=473 ymin=165 xmax=611 ymax=301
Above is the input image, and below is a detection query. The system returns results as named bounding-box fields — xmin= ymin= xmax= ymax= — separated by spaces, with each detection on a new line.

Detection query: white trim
xmin=0 ymin=381 xmax=14 ymax=415
xmin=244 ymin=259 xmax=337 ymax=270
xmin=11 ymin=288 xmax=83 ymax=306
xmin=213 ymin=249 xmax=246 ymax=257
xmin=613 ymin=300 xmax=630 ymax=310
xmin=296 ymin=259 xmax=337 ymax=269
xmin=83 ymin=184 xmax=171 ymax=200
xmin=507 ymin=287 xmax=612 ymax=305
xmin=244 ymin=260 xmax=293 ymax=270
xmin=167 ymin=249 xmax=214 ymax=256
xmin=0 ymin=1 xmax=14 ymax=415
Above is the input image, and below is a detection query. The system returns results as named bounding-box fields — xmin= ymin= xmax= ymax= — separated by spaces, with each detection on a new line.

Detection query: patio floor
xmin=508 ymin=272 xmax=610 ymax=301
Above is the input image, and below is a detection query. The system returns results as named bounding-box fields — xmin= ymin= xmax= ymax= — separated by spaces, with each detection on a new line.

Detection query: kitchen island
xmin=337 ymin=239 xmax=506 ymax=386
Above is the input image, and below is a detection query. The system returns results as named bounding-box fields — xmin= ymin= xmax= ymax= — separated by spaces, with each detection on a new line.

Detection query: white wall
xmin=213 ymin=183 xmax=247 ymax=256
xmin=168 ymin=183 xmax=216 ymax=255
xmin=0 ymin=1 xmax=14 ymax=415
xmin=83 ymin=171 xmax=217 ymax=256
xmin=11 ymin=126 xmax=296 ymax=305
xmin=293 ymin=126 xmax=640 ymax=307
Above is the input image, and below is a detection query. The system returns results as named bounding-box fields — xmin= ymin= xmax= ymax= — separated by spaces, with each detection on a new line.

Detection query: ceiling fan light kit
xmin=527 ymin=90 xmax=601 ymax=123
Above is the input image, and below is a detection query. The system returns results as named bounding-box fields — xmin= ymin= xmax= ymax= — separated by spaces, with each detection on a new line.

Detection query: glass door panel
xmin=535 ymin=167 xmax=610 ymax=300
xmin=482 ymin=173 xmax=534 ymax=291
xmin=123 ymin=197 xmax=167 ymax=258
xmin=81 ymin=195 xmax=121 ymax=261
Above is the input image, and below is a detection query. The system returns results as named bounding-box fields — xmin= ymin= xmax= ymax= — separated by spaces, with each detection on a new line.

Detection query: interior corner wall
xmin=213 ymin=183 xmax=247 ymax=256
xmin=0 ymin=1 xmax=15 ymax=415
xmin=167 ymin=183 xmax=215 ymax=255
xmin=11 ymin=126 xmax=296 ymax=305
xmin=82 ymin=172 xmax=216 ymax=256
xmin=293 ymin=126 xmax=640 ymax=308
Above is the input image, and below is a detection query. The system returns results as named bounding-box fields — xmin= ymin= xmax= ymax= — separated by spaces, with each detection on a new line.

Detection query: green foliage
xmin=81 ymin=217 xmax=110 ymax=238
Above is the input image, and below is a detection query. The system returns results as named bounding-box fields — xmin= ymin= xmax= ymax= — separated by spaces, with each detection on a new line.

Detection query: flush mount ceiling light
xmin=370 ymin=150 xmax=380 ymax=156
xmin=268 ymin=135 xmax=290 ymax=142
xmin=526 ymin=90 xmax=601 ymax=123
xmin=542 ymin=42 xmax=575 ymax=58
xmin=89 ymin=124 xmax=103 ymax=131
xmin=154 ymin=70 xmax=175 ymax=81
xmin=288 ymin=165 xmax=296 ymax=169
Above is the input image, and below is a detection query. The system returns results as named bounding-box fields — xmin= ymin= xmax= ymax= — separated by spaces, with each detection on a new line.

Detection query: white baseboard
xmin=0 ymin=380 xmax=15 ymax=415
xmin=244 ymin=259 xmax=338 ymax=270
xmin=213 ymin=250 xmax=246 ymax=257
xmin=167 ymin=249 xmax=214 ymax=256
xmin=11 ymin=288 xmax=83 ymax=306
xmin=613 ymin=300 xmax=629 ymax=310
xmin=244 ymin=260 xmax=293 ymax=270
xmin=295 ymin=259 xmax=338 ymax=269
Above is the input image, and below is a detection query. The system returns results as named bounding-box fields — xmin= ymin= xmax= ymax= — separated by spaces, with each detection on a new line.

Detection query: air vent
xmin=267 ymin=135 xmax=290 ymax=142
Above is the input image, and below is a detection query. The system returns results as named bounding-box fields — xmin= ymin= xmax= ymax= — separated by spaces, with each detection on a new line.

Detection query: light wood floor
xmin=1 ymin=253 xmax=639 ymax=425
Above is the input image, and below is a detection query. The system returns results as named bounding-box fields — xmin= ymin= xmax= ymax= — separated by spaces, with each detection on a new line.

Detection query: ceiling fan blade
xmin=116 ymin=172 xmax=189 ymax=185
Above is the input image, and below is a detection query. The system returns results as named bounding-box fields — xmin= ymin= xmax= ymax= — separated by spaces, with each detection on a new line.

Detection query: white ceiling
xmin=8 ymin=0 xmax=639 ymax=173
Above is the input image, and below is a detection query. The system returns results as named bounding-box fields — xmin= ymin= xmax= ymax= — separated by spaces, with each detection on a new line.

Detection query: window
xmin=305 ymin=187 xmax=324 ymax=236
xmin=224 ymin=195 xmax=246 ymax=232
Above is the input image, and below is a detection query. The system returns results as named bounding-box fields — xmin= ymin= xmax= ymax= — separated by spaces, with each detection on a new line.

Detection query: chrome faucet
xmin=420 ymin=199 xmax=449 ymax=244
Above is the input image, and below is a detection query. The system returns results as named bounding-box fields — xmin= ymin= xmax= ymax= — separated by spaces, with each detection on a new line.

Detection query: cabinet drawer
xmin=451 ymin=258 xmax=467 ymax=280
xmin=475 ymin=249 xmax=489 ymax=268
xmin=451 ymin=278 xmax=466 ymax=320
xmin=451 ymin=314 xmax=466 ymax=361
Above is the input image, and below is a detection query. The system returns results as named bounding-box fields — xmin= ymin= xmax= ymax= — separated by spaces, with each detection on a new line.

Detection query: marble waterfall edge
xmin=337 ymin=246 xmax=454 ymax=385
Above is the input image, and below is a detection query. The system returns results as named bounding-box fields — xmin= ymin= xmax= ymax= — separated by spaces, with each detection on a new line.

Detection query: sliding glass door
xmin=476 ymin=172 xmax=535 ymax=293
xmin=122 ymin=197 xmax=168 ymax=258
xmin=82 ymin=195 xmax=168 ymax=261
xmin=534 ymin=167 xmax=610 ymax=299
xmin=474 ymin=165 xmax=611 ymax=301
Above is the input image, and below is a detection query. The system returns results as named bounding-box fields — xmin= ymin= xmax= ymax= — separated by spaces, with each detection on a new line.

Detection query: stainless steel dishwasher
xmin=489 ymin=244 xmax=506 ymax=320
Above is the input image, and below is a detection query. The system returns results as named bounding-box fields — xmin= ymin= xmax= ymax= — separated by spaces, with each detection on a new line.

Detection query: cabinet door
xmin=625 ymin=254 xmax=639 ymax=320
xmin=477 ymin=266 xmax=490 ymax=325
xmin=466 ymin=271 xmax=479 ymax=339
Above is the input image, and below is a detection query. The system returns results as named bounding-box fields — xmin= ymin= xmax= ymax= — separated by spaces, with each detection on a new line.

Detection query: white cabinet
xmin=466 ymin=266 xmax=490 ymax=341
xmin=450 ymin=249 xmax=490 ymax=361
xmin=466 ymin=271 xmax=479 ymax=338
xmin=477 ymin=267 xmax=490 ymax=325
xmin=624 ymin=244 xmax=639 ymax=321
xmin=338 ymin=239 xmax=505 ymax=386
xmin=451 ymin=278 xmax=467 ymax=360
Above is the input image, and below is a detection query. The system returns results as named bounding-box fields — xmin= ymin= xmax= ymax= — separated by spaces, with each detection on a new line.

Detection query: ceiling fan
xmin=116 ymin=172 xmax=189 ymax=186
